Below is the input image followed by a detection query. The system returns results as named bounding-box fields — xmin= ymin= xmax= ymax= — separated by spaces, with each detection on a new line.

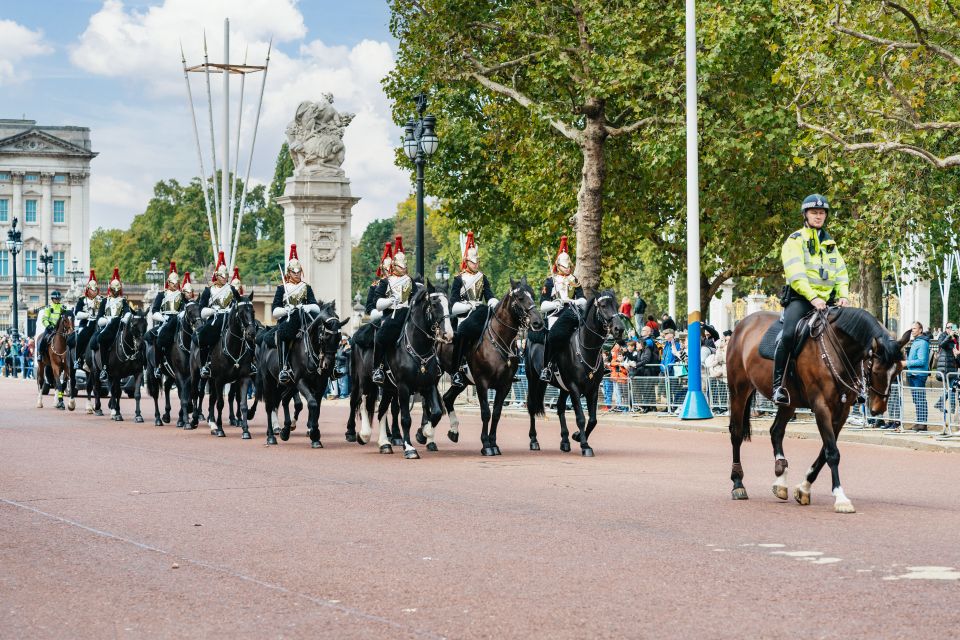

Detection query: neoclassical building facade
xmin=0 ymin=118 xmax=96 ymax=334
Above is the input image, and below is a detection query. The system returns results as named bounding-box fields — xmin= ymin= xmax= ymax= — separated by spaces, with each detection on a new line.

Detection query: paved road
xmin=2 ymin=377 xmax=959 ymax=639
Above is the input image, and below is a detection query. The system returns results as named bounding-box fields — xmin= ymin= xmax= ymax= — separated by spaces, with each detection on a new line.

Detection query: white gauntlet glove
xmin=540 ymin=300 xmax=561 ymax=314
xmin=451 ymin=301 xmax=472 ymax=317
xmin=376 ymin=297 xmax=395 ymax=312
xmin=272 ymin=306 xmax=290 ymax=320
xmin=201 ymin=307 xmax=215 ymax=319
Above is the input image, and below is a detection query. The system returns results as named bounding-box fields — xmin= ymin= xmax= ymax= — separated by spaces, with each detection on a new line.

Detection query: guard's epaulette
xmin=371 ymin=279 xmax=379 ymax=286
xmin=789 ymin=231 xmax=802 ymax=239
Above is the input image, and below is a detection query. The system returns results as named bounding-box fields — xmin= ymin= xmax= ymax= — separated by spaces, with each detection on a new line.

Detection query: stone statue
xmin=285 ymin=94 xmax=356 ymax=177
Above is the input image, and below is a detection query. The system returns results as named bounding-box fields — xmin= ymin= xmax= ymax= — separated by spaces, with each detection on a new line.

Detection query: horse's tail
xmin=527 ymin=376 xmax=546 ymax=418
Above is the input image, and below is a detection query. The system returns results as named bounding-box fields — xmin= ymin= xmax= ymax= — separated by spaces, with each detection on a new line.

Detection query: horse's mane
xmin=831 ymin=307 xmax=900 ymax=364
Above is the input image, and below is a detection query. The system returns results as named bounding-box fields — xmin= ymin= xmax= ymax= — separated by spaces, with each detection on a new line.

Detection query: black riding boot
xmin=772 ymin=339 xmax=790 ymax=406
xmin=451 ymin=335 xmax=468 ymax=388
xmin=199 ymin=348 xmax=211 ymax=379
xmin=278 ymin=341 xmax=293 ymax=385
xmin=539 ymin=342 xmax=554 ymax=382
xmin=371 ymin=341 xmax=385 ymax=385
xmin=154 ymin=345 xmax=166 ymax=378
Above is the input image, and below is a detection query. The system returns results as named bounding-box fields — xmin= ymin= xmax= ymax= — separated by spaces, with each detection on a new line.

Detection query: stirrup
xmin=200 ymin=363 xmax=211 ymax=379
xmin=772 ymin=386 xmax=790 ymax=406
xmin=539 ymin=366 xmax=553 ymax=382
xmin=372 ymin=366 xmax=385 ymax=385
xmin=99 ymin=368 xmax=108 ymax=381
xmin=154 ymin=366 xmax=163 ymax=378
xmin=278 ymin=366 xmax=293 ymax=385
xmin=451 ymin=368 xmax=467 ymax=388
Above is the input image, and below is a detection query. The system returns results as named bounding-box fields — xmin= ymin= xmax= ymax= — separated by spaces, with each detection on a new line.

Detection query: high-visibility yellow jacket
xmin=781 ymin=227 xmax=850 ymax=302
xmin=40 ymin=303 xmax=63 ymax=329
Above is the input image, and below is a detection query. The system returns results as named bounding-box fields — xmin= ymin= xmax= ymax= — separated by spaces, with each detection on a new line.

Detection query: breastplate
xmin=104 ymin=297 xmax=124 ymax=318
xmin=83 ymin=295 xmax=102 ymax=314
xmin=209 ymin=285 xmax=233 ymax=310
xmin=285 ymin=282 xmax=308 ymax=306
xmin=460 ymin=272 xmax=484 ymax=302
xmin=161 ymin=290 xmax=182 ymax=313
xmin=389 ymin=275 xmax=413 ymax=305
xmin=552 ymin=275 xmax=574 ymax=301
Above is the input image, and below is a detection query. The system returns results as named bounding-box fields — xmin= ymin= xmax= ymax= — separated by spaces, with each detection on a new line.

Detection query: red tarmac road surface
xmin=2 ymin=377 xmax=960 ymax=639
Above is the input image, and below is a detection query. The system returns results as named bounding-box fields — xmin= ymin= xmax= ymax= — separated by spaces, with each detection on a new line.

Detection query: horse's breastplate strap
xmin=161 ymin=291 xmax=182 ymax=313
xmin=461 ymin=272 xmax=484 ymax=302
xmin=285 ymin=282 xmax=307 ymax=306
xmin=209 ymin=285 xmax=233 ymax=310
xmin=104 ymin=297 xmax=124 ymax=318
xmin=389 ymin=276 xmax=413 ymax=306
xmin=552 ymin=275 xmax=575 ymax=301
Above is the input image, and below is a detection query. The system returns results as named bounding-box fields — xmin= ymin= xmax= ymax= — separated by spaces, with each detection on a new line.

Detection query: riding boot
xmin=371 ymin=341 xmax=385 ymax=385
xmin=772 ymin=339 xmax=790 ymax=406
xmin=278 ymin=341 xmax=293 ymax=385
xmin=451 ymin=335 xmax=468 ymax=388
xmin=199 ymin=347 xmax=211 ymax=379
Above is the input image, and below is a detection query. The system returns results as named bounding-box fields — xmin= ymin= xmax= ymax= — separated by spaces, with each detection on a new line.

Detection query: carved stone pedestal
xmin=276 ymin=174 xmax=359 ymax=329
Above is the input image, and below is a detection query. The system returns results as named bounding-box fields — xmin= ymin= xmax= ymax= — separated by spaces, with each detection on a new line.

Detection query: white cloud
xmin=71 ymin=1 xmax=409 ymax=238
xmin=0 ymin=20 xmax=54 ymax=85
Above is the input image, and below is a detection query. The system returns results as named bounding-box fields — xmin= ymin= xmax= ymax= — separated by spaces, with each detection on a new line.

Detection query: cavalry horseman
xmin=271 ymin=243 xmax=319 ymax=385
xmin=36 ymin=289 xmax=65 ymax=367
xmin=371 ymin=235 xmax=423 ymax=385
xmin=197 ymin=251 xmax=242 ymax=379
xmin=91 ymin=267 xmax=131 ymax=381
xmin=74 ymin=270 xmax=102 ymax=370
xmin=180 ymin=272 xmax=197 ymax=302
xmin=230 ymin=266 xmax=245 ymax=297
xmin=449 ymin=231 xmax=496 ymax=388
xmin=364 ymin=241 xmax=392 ymax=321
xmin=539 ymin=235 xmax=586 ymax=382
xmin=148 ymin=261 xmax=185 ymax=378
xmin=772 ymin=194 xmax=851 ymax=405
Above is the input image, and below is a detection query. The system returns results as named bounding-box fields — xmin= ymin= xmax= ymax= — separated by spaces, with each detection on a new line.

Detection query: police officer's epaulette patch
xmin=789 ymin=231 xmax=802 ymax=239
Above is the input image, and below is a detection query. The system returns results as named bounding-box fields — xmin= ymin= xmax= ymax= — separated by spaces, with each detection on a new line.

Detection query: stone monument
xmin=276 ymin=94 xmax=359 ymax=329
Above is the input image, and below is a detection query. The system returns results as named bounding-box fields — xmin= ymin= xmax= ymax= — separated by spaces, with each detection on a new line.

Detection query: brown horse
xmin=37 ymin=311 xmax=76 ymax=411
xmin=725 ymin=307 xmax=907 ymax=513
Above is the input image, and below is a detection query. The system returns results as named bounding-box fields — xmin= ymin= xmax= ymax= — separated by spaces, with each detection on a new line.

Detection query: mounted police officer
xmin=539 ymin=235 xmax=586 ymax=382
xmin=449 ymin=231 xmax=496 ymax=388
xmin=74 ymin=269 xmax=102 ymax=370
xmin=149 ymin=261 xmax=184 ymax=378
xmin=364 ymin=241 xmax=393 ymax=321
xmin=271 ymin=243 xmax=319 ymax=385
xmin=90 ymin=267 xmax=131 ymax=381
xmin=197 ymin=251 xmax=242 ymax=379
xmin=36 ymin=289 xmax=65 ymax=366
xmin=371 ymin=235 xmax=423 ymax=385
xmin=772 ymin=194 xmax=851 ymax=405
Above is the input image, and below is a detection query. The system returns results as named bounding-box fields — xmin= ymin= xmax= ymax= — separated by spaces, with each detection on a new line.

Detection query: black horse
xmin=345 ymin=321 xmax=404 ymax=449
xmin=257 ymin=302 xmax=347 ymax=447
xmin=375 ymin=283 xmax=453 ymax=459
xmin=426 ymin=277 xmax=544 ymax=455
xmin=190 ymin=297 xmax=257 ymax=437
xmin=147 ymin=301 xmax=202 ymax=429
xmin=87 ymin=311 xmax=148 ymax=422
xmin=525 ymin=290 xmax=625 ymax=456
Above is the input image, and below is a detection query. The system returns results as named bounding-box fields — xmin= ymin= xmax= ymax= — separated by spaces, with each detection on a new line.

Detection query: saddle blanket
xmin=758 ymin=315 xmax=813 ymax=361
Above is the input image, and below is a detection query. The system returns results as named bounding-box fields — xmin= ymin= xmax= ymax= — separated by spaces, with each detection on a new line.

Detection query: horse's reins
xmin=573 ymin=295 xmax=616 ymax=379
xmin=810 ymin=310 xmax=891 ymax=404
xmin=114 ymin=316 xmax=144 ymax=363
xmin=220 ymin=301 xmax=254 ymax=370
xmin=49 ymin=315 xmax=75 ymax=359
xmin=176 ymin=303 xmax=200 ymax=355
xmin=483 ymin=288 xmax=532 ymax=361
xmin=399 ymin=292 xmax=446 ymax=374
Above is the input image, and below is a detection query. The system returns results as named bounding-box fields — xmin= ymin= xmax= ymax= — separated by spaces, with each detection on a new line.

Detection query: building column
xmin=10 ymin=172 xmax=23 ymax=272
xmin=40 ymin=172 xmax=53 ymax=249
xmin=69 ymin=172 xmax=87 ymax=269
xmin=746 ymin=291 xmax=766 ymax=316
xmin=709 ymin=279 xmax=734 ymax=333
xmin=668 ymin=276 xmax=677 ymax=320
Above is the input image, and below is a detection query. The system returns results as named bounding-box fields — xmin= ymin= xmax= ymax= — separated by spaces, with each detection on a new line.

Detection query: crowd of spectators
xmin=0 ymin=333 xmax=35 ymax=379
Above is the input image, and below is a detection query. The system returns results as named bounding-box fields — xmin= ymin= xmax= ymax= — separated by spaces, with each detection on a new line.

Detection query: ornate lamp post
xmin=434 ymin=263 xmax=450 ymax=287
xmin=5 ymin=218 xmax=24 ymax=340
xmin=66 ymin=256 xmax=83 ymax=302
xmin=38 ymin=245 xmax=53 ymax=302
xmin=402 ymin=92 xmax=440 ymax=278
xmin=145 ymin=258 xmax=164 ymax=301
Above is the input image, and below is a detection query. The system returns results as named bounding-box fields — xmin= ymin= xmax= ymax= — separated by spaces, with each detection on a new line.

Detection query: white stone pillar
xmin=668 ymin=276 xmax=677 ymax=320
xmin=69 ymin=172 xmax=87 ymax=269
xmin=10 ymin=172 xmax=23 ymax=273
xmin=900 ymin=277 xmax=931 ymax=332
xmin=709 ymin=279 xmax=734 ymax=333
xmin=746 ymin=292 xmax=766 ymax=316
xmin=40 ymin=172 xmax=53 ymax=249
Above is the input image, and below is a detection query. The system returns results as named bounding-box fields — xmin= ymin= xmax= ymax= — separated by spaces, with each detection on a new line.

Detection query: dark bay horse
xmin=149 ymin=301 xmax=202 ymax=429
xmin=88 ymin=311 xmax=147 ymax=422
xmin=37 ymin=311 xmax=76 ymax=411
xmin=426 ymin=277 xmax=544 ymax=455
xmin=525 ymin=290 xmax=625 ymax=456
xmin=726 ymin=307 xmax=907 ymax=513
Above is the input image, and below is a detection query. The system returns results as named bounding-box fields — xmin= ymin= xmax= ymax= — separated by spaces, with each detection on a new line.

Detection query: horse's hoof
xmin=94 ymin=409 xmax=104 ymax=417
xmin=772 ymin=484 xmax=788 ymax=501
xmin=289 ymin=421 xmax=297 ymax=432
xmin=571 ymin=431 xmax=582 ymax=442
xmin=732 ymin=487 xmax=749 ymax=500
xmin=379 ymin=444 xmax=393 ymax=454
xmin=154 ymin=419 xmax=163 ymax=426
xmin=229 ymin=418 xmax=237 ymax=426
xmin=794 ymin=487 xmax=811 ymax=506
xmin=267 ymin=436 xmax=277 ymax=445
xmin=447 ymin=430 xmax=459 ymax=443
xmin=134 ymin=416 xmax=144 ymax=424
xmin=215 ymin=429 xmax=225 ymax=438
xmin=834 ymin=500 xmax=856 ymax=514
xmin=356 ymin=435 xmax=368 ymax=446
xmin=415 ymin=428 xmax=427 ymax=445
xmin=162 ymin=414 xmax=170 ymax=424
xmin=280 ymin=426 xmax=290 ymax=442
xmin=426 ymin=442 xmax=438 ymax=452
xmin=560 ymin=442 xmax=571 ymax=453
xmin=345 ymin=432 xmax=357 ymax=443
xmin=176 ymin=420 xmax=185 ymax=428
xmin=404 ymin=449 xmax=420 ymax=460
xmin=581 ymin=447 xmax=594 ymax=457
xmin=391 ymin=437 xmax=404 ymax=447
xmin=67 ymin=401 xmax=75 ymax=411
xmin=530 ymin=441 xmax=540 ymax=451
xmin=481 ymin=447 xmax=495 ymax=456
xmin=56 ymin=404 xmax=65 ymax=411
xmin=187 ymin=421 xmax=197 ymax=430
xmin=36 ymin=400 xmax=43 ymax=409
xmin=114 ymin=415 xmax=124 ymax=422
xmin=241 ymin=432 xmax=251 ymax=440
xmin=775 ymin=458 xmax=788 ymax=476
xmin=311 ymin=441 xmax=323 ymax=449
xmin=86 ymin=408 xmax=94 ymax=415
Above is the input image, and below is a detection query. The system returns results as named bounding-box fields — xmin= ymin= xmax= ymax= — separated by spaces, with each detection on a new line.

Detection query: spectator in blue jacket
xmin=904 ymin=321 xmax=931 ymax=431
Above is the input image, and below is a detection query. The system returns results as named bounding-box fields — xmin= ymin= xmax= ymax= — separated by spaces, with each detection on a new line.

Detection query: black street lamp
xmin=145 ymin=257 xmax=164 ymax=297
xmin=402 ymin=92 xmax=440 ymax=279
xmin=66 ymin=256 xmax=83 ymax=301
xmin=39 ymin=245 xmax=53 ymax=302
xmin=5 ymin=218 xmax=24 ymax=340
xmin=434 ymin=263 xmax=450 ymax=286
xmin=882 ymin=274 xmax=894 ymax=330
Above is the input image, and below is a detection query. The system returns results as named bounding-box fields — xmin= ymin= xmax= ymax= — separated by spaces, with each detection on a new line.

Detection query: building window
xmin=53 ymin=174 xmax=67 ymax=184
xmin=53 ymin=200 xmax=65 ymax=223
xmin=29 ymin=295 xmax=39 ymax=305
xmin=25 ymin=199 xmax=37 ymax=223
xmin=0 ymin=251 xmax=7 ymax=277
xmin=25 ymin=250 xmax=37 ymax=276
xmin=0 ymin=198 xmax=7 ymax=222
xmin=0 ymin=294 xmax=8 ymax=303
xmin=0 ymin=172 xmax=9 ymax=181
xmin=53 ymin=251 xmax=65 ymax=277
xmin=24 ymin=174 xmax=39 ymax=183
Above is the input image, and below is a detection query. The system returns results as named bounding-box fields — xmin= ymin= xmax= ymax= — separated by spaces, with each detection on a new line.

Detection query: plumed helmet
xmin=553 ymin=235 xmax=572 ymax=273
xmin=213 ymin=251 xmax=229 ymax=281
xmin=85 ymin=269 xmax=98 ymax=295
xmin=181 ymin=272 xmax=194 ymax=296
xmin=801 ymin=194 xmax=830 ymax=216
xmin=392 ymin=235 xmax=407 ymax=270
xmin=461 ymin=231 xmax=479 ymax=271
xmin=286 ymin=243 xmax=302 ymax=275
xmin=166 ymin=261 xmax=179 ymax=288
xmin=230 ymin=266 xmax=243 ymax=294
xmin=109 ymin=267 xmax=122 ymax=295
xmin=377 ymin=241 xmax=393 ymax=278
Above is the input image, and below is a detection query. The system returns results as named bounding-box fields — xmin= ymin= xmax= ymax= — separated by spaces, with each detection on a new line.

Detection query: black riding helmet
xmin=801 ymin=194 xmax=830 ymax=221
xmin=50 ymin=290 xmax=62 ymax=301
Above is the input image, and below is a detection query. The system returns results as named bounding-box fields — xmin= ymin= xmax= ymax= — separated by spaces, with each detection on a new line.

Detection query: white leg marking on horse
xmin=833 ymin=486 xmax=855 ymax=513
xmin=403 ymin=441 xmax=416 ymax=451
xmin=800 ymin=480 xmax=812 ymax=493
xmin=772 ymin=472 xmax=788 ymax=499
xmin=775 ymin=453 xmax=785 ymax=460
xmin=359 ymin=396 xmax=372 ymax=442
xmin=423 ymin=422 xmax=435 ymax=438
xmin=377 ymin=415 xmax=390 ymax=447
xmin=36 ymin=394 xmax=43 ymax=408
xmin=448 ymin=410 xmax=460 ymax=432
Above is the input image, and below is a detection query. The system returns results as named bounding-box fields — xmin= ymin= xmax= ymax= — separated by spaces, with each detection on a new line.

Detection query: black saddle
xmin=758 ymin=313 xmax=814 ymax=361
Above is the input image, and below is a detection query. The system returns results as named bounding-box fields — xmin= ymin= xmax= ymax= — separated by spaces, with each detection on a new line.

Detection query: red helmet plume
xmin=212 ymin=251 xmax=228 ymax=281
xmin=377 ymin=241 xmax=393 ymax=278
xmin=461 ymin=231 xmax=478 ymax=271
xmin=553 ymin=235 xmax=571 ymax=274
xmin=109 ymin=267 xmax=122 ymax=295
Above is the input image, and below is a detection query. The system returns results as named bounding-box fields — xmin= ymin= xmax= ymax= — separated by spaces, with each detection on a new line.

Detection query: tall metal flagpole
xmin=220 ymin=18 xmax=231 ymax=259
xmin=181 ymin=43 xmax=218 ymax=259
xmin=227 ymin=47 xmax=247 ymax=269
xmin=681 ymin=0 xmax=712 ymax=420
xmin=203 ymin=31 xmax=221 ymax=249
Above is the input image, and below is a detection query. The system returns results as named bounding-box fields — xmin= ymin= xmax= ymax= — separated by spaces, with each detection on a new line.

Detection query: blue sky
xmin=0 ymin=0 xmax=405 ymax=234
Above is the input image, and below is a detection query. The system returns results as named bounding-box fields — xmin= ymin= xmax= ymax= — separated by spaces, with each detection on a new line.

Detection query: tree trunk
xmin=574 ymin=98 xmax=608 ymax=297
xmin=863 ymin=260 xmax=882 ymax=319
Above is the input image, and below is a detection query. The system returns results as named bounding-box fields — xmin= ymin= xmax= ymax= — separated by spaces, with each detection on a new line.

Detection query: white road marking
xmin=757 ymin=543 xmax=785 ymax=548
xmin=883 ymin=566 xmax=960 ymax=581
xmin=772 ymin=551 xmax=823 ymax=558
